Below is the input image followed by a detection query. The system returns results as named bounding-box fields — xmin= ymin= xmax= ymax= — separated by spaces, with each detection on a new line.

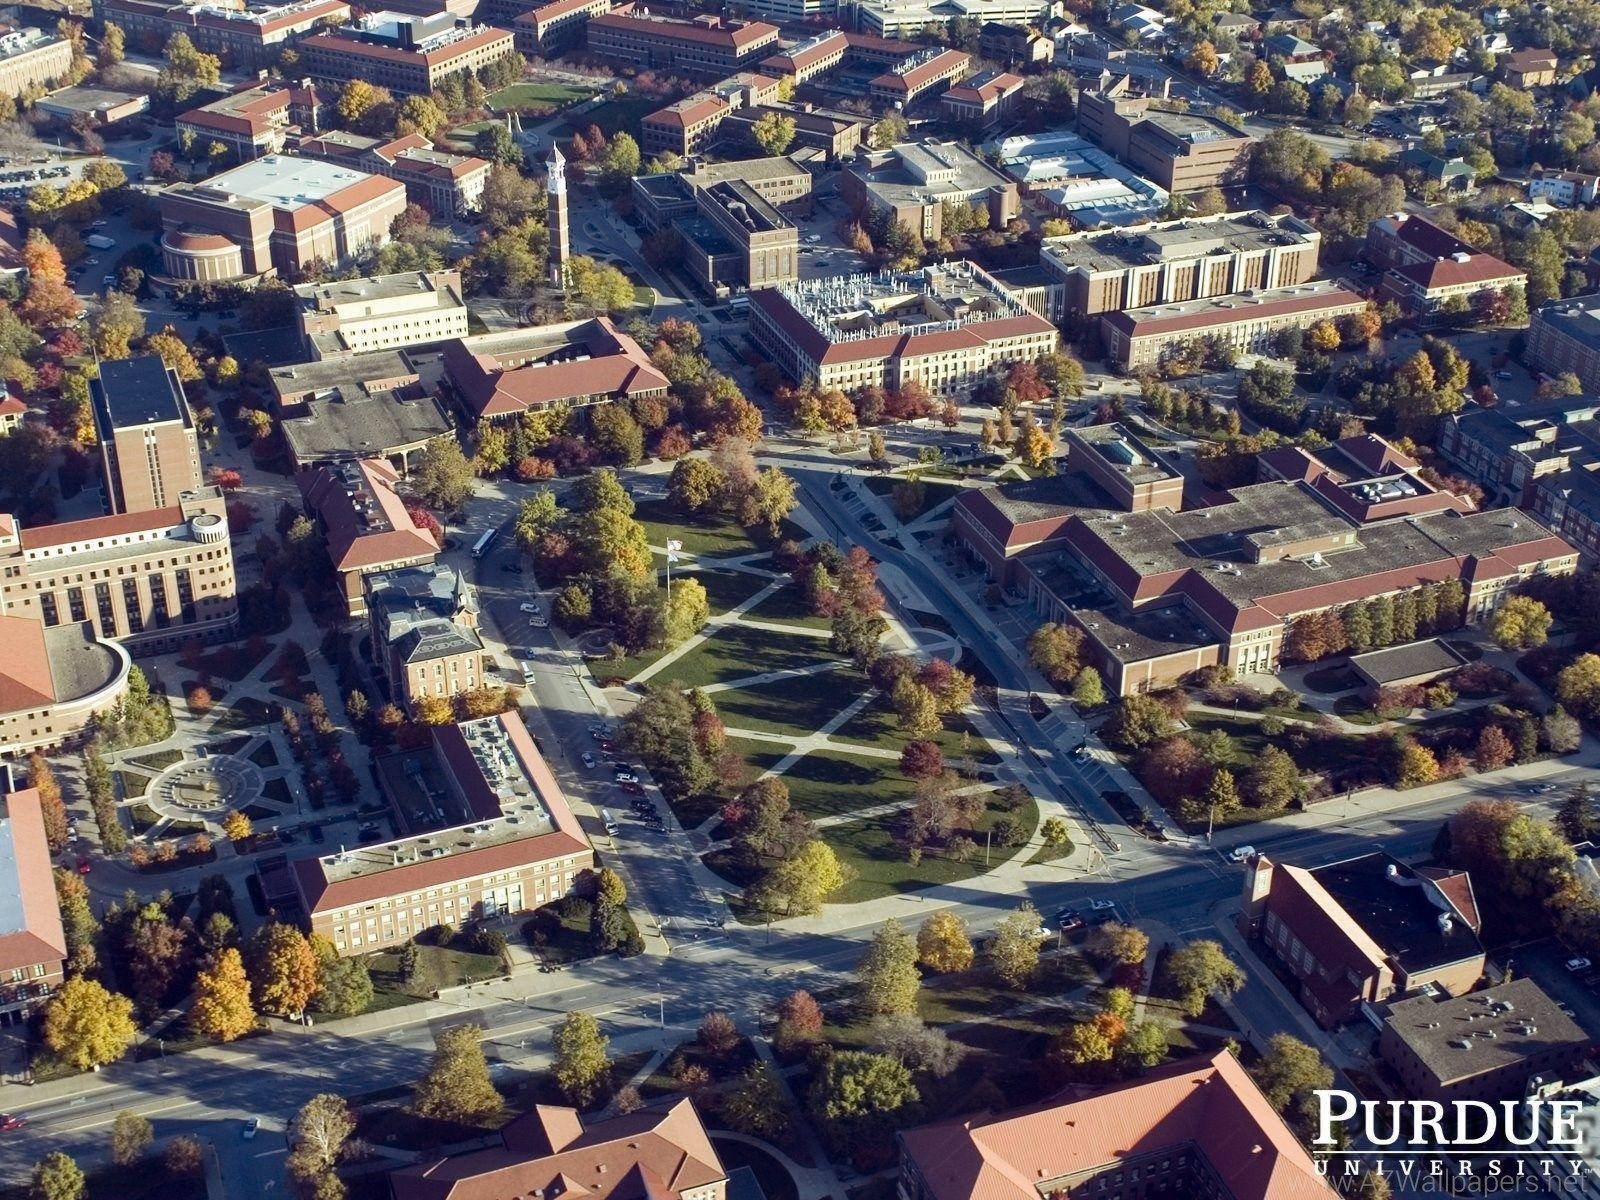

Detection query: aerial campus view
xmin=0 ymin=0 xmax=1598 ymax=1198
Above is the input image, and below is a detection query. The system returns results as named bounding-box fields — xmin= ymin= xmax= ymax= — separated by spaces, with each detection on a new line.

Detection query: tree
xmin=739 ymin=467 xmax=798 ymax=538
xmin=553 ymin=1011 xmax=611 ymax=1107
xmin=480 ymin=164 xmax=539 ymax=233
xmin=110 ymin=1112 xmax=153 ymax=1166
xmin=857 ymin=918 xmax=921 ymax=1016
xmin=43 ymin=976 xmax=137 ymax=1071
xmin=28 ymin=754 xmax=67 ymax=852
xmin=337 ymin=79 xmax=386 ymax=124
xmin=748 ymin=839 xmax=843 ymax=915
xmin=221 ymin=810 xmax=251 ymax=843
xmin=591 ymin=405 xmax=644 ymax=467
xmin=1491 ymin=595 xmax=1551 ymax=649
xmin=989 ymin=902 xmax=1042 ymax=988
xmin=751 ymin=110 xmax=796 ymax=155
xmin=871 ymin=1014 xmax=962 ymax=1077
xmin=246 ymin=922 xmax=321 ymax=1017
xmin=809 ymin=1050 xmax=918 ymax=1133
xmin=916 ymin=911 xmax=973 ymax=973
xmin=1105 ymin=694 xmax=1174 ymax=750
xmin=412 ymin=437 xmax=475 ymax=512
xmin=1086 ymin=921 xmax=1148 ymax=966
xmin=869 ymin=113 xmax=908 ymax=150
xmin=1163 ymin=940 xmax=1244 ymax=1017
xmin=98 ymin=21 xmax=125 ymax=68
xmin=891 ymin=676 xmax=940 ymax=739
xmin=1201 ymin=768 xmax=1242 ymax=825
xmin=190 ymin=947 xmax=256 ymax=1042
xmin=565 ymin=257 xmax=635 ymax=315
xmin=413 ymin=1024 xmax=502 ymax=1122
xmin=1557 ymin=654 xmax=1600 ymax=722
xmin=287 ymin=1094 xmax=354 ymax=1196
xmin=1071 ymin=667 xmax=1104 ymax=708
xmin=775 ymin=989 xmax=823 ymax=1056
xmin=1474 ymin=724 xmax=1514 ymax=772
xmin=311 ymin=954 xmax=372 ymax=1018
xmin=1027 ymin=622 xmax=1083 ymax=685
xmin=1119 ymin=1020 xmax=1168 ymax=1068
xmin=668 ymin=457 xmax=725 ymax=514
xmin=899 ymin=740 xmax=943 ymax=781
xmin=698 ymin=1010 xmax=740 ymax=1058
xmin=1243 ymin=746 xmax=1299 ymax=811
xmin=29 ymin=1154 xmax=83 ymax=1200
xmin=1251 ymin=1033 xmax=1332 ymax=1112
xmin=1185 ymin=41 xmax=1219 ymax=74
xmin=22 ymin=231 xmax=66 ymax=285
xmin=722 ymin=1062 xmax=787 ymax=1137
xmin=396 ymin=95 xmax=448 ymax=139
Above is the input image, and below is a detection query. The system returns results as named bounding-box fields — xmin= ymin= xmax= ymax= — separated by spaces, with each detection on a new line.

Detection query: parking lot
xmin=1501 ymin=935 xmax=1600 ymax=1038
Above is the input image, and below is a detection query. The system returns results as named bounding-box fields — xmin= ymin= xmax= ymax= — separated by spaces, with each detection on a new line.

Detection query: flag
xmin=666 ymin=538 xmax=682 ymax=563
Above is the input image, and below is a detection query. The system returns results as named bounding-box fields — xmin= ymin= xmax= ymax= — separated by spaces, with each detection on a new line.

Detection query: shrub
xmin=467 ymin=928 xmax=508 ymax=956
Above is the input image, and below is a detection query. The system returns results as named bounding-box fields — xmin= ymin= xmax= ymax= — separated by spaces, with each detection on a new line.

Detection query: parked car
xmin=1567 ymin=957 xmax=1592 ymax=973
xmin=75 ymin=857 xmax=90 ymax=874
xmin=242 ymin=1118 xmax=260 ymax=1140
xmin=614 ymin=771 xmax=637 ymax=783
xmin=581 ymin=752 xmax=597 ymax=769
xmin=1088 ymin=898 xmax=1115 ymax=911
xmin=1055 ymin=909 xmax=1084 ymax=930
xmin=519 ymin=602 xmax=541 ymax=615
xmin=528 ymin=613 xmax=549 ymax=627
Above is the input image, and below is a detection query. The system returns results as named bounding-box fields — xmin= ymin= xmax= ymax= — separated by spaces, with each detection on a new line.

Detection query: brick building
xmin=1101 ymin=279 xmax=1367 ymax=369
xmin=298 ymin=12 xmax=516 ymax=96
xmin=843 ymin=141 xmax=1019 ymax=243
xmin=584 ymin=12 xmax=778 ymax=77
xmin=297 ymin=458 xmax=441 ymax=615
xmin=1078 ymin=75 xmax=1253 ymax=191
xmin=898 ymin=1050 xmax=1333 ymax=1200
xmin=0 ymin=488 xmax=238 ymax=656
xmin=638 ymin=73 xmax=781 ymax=158
xmin=632 ymin=155 xmax=813 ymax=231
xmin=295 ymin=711 xmax=592 ymax=954
xmin=364 ymin=562 xmax=484 ymax=712
xmin=750 ymin=261 xmax=1058 ymax=393
xmin=0 ymin=768 xmax=68 ymax=1023
xmin=940 ymin=70 xmax=1024 ymax=127
xmin=442 ymin=319 xmax=669 ymax=421
xmin=1039 ymin=210 xmax=1321 ymax=321
xmin=0 ymin=27 xmax=74 ymax=100
xmin=758 ymin=29 xmax=848 ymax=82
xmin=950 ymin=430 xmax=1575 ymax=692
xmin=509 ymin=0 xmax=609 ymax=54
xmin=91 ymin=0 xmax=351 ymax=70
xmin=1528 ymin=294 xmax=1600 ymax=394
xmin=1239 ymin=852 xmax=1485 ymax=1027
xmin=176 ymin=82 xmax=328 ymax=161
xmin=298 ymin=129 xmax=490 ymax=215
xmin=867 ymin=47 xmax=970 ymax=106
xmin=159 ymin=154 xmax=407 ymax=282
xmin=1377 ymin=979 xmax=1590 ymax=1103
xmin=393 ymin=1100 xmax=724 ymax=1200
xmin=91 ymin=356 xmax=204 ymax=516
xmin=673 ymin=178 xmax=798 ymax=295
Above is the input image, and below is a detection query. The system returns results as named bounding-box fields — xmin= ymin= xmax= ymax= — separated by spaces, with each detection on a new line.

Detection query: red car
xmin=0 ymin=1114 xmax=27 ymax=1131
xmin=75 ymin=857 xmax=91 ymax=875
xmin=620 ymin=782 xmax=644 ymax=796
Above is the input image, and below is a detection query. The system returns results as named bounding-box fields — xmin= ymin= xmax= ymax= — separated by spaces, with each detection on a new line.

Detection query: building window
xmin=149 ymin=576 xmax=170 ymax=627
xmin=68 ymin=587 xmax=86 ymax=623
xmin=39 ymin=592 xmax=58 ymax=626
xmin=122 ymin=579 xmax=144 ymax=633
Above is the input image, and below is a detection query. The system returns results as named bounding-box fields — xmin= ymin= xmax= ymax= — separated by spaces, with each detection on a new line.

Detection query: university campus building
xmin=1528 ymin=293 xmax=1600 ymax=395
xmin=364 ymin=562 xmax=485 ymax=712
xmin=749 ymin=261 xmax=1059 ymax=394
xmin=441 ymin=319 xmax=670 ymax=421
xmin=950 ymin=427 xmax=1576 ymax=694
xmin=584 ymin=11 xmax=779 ymax=77
xmin=1077 ymin=75 xmax=1253 ymax=192
xmin=1239 ymin=851 xmax=1485 ymax=1027
xmin=295 ymin=711 xmax=592 ymax=955
xmin=298 ymin=11 xmax=516 ymax=95
xmin=1366 ymin=213 xmax=1527 ymax=326
xmin=91 ymin=356 xmax=205 ymax=516
xmin=866 ymin=46 xmax=971 ymax=106
xmin=1038 ymin=210 xmax=1321 ymax=322
xmin=0 ymin=767 xmax=69 ymax=1024
xmin=508 ymin=0 xmax=609 ymax=54
xmin=174 ymin=82 xmax=328 ymax=161
xmin=91 ymin=0 xmax=351 ymax=69
xmin=270 ymin=350 xmax=455 ymax=470
xmin=298 ymin=129 xmax=491 ymax=215
xmin=297 ymin=458 xmax=441 ymax=616
xmin=159 ymin=154 xmax=407 ymax=282
xmin=842 ymin=141 xmax=1020 ymax=243
xmin=0 ymin=26 xmax=75 ymax=100
xmin=897 ymin=1049 xmax=1333 ymax=1200
xmin=293 ymin=270 xmax=469 ymax=360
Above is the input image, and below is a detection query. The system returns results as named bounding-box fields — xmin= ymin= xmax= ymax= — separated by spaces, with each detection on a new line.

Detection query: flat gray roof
xmin=1380 ymin=978 xmax=1588 ymax=1086
xmin=1348 ymin=638 xmax=1467 ymax=686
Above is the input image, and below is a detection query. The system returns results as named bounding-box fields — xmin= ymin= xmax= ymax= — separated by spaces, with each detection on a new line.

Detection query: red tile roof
xmin=899 ymin=1049 xmax=1333 ymax=1200
xmin=293 ymin=712 xmax=589 ymax=914
xmin=297 ymin=457 xmax=440 ymax=572
xmin=1103 ymin=287 xmax=1364 ymax=339
xmin=760 ymin=30 xmax=846 ymax=73
xmin=1389 ymin=253 xmax=1524 ymax=293
xmin=443 ymin=318 xmax=669 ymax=418
xmin=18 ymin=506 xmax=182 ymax=550
xmin=0 ymin=786 xmax=68 ymax=972
xmin=871 ymin=47 xmax=970 ymax=93
xmin=0 ymin=616 xmax=55 ymax=715
xmin=943 ymin=71 xmax=1022 ymax=104
xmin=644 ymin=92 xmax=729 ymax=130
xmin=394 ymin=1099 xmax=725 ymax=1200
xmin=588 ymin=12 xmax=776 ymax=48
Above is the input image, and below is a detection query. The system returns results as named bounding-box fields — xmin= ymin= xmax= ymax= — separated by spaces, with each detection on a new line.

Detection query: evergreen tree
xmin=1371 ymin=595 xmax=1395 ymax=647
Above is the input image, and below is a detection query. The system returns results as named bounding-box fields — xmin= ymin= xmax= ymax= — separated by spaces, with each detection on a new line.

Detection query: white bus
xmin=471 ymin=528 xmax=498 ymax=559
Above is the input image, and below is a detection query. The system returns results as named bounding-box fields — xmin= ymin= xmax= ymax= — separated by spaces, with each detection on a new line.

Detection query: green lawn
xmin=634 ymin=498 xmax=770 ymax=559
xmin=559 ymin=93 xmax=660 ymax=138
xmin=830 ymin=694 xmax=1000 ymax=765
xmin=126 ymin=748 xmax=183 ymax=770
xmin=683 ymin=568 xmax=775 ymax=615
xmin=367 ymin=943 xmax=501 ymax=1002
xmin=1185 ymin=712 xmax=1371 ymax=777
xmin=864 ymin=475 xmax=967 ymax=522
xmin=711 ymin=666 xmax=853 ymax=737
xmin=488 ymin=81 xmax=595 ymax=110
xmin=826 ymin=797 xmax=1038 ymax=903
xmin=667 ymin=739 xmax=790 ymax=828
xmin=589 ymin=642 xmax=674 ymax=686
xmin=666 ymin=623 xmax=838 ymax=691
xmin=744 ymin=580 xmax=831 ymax=630
xmin=774 ymin=747 xmax=914 ymax=820
xmin=115 ymin=770 xmax=151 ymax=798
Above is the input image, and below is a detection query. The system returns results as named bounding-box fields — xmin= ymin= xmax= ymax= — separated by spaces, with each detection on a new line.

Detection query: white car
xmin=241 ymin=1118 xmax=260 ymax=1140
xmin=520 ymin=602 xmax=541 ymax=615
xmin=1228 ymin=845 xmax=1257 ymax=863
xmin=581 ymin=752 xmax=597 ymax=769
xmin=528 ymin=613 xmax=549 ymax=628
xmin=1567 ymin=957 xmax=1592 ymax=973
xmin=1088 ymin=898 xmax=1115 ymax=911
